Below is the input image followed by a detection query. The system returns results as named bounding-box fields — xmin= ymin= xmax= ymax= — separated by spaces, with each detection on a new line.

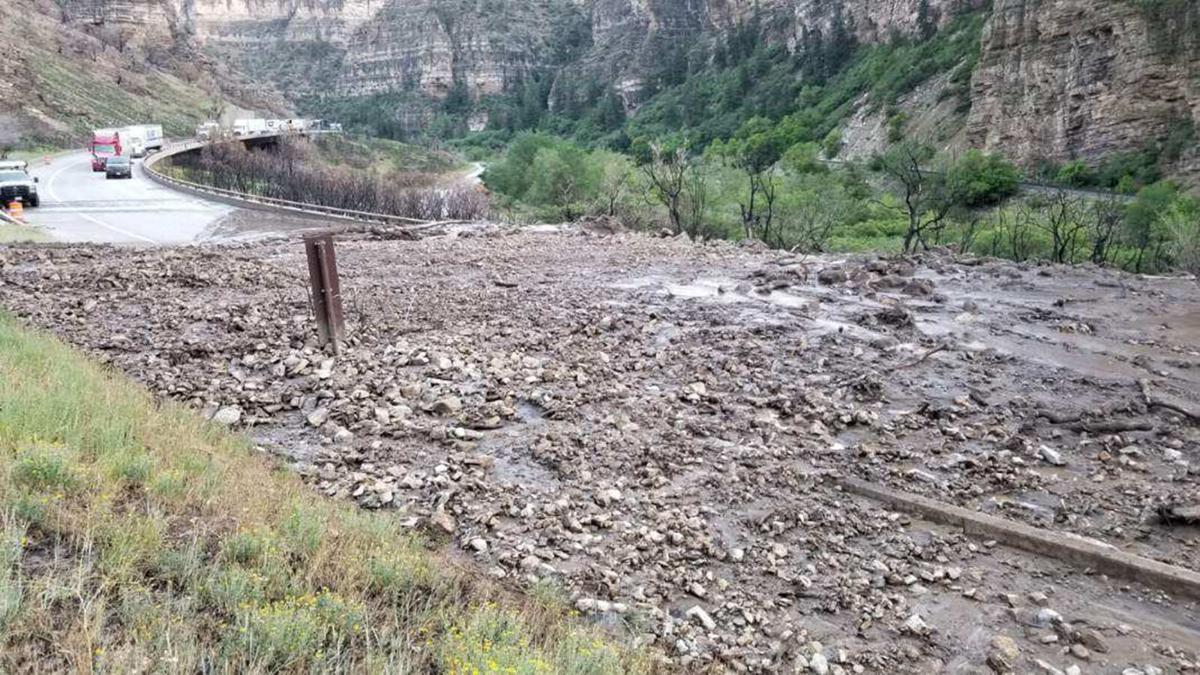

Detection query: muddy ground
xmin=1 ymin=228 xmax=1198 ymax=674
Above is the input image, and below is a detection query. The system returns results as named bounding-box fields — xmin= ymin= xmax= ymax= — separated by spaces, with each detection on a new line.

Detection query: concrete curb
xmin=839 ymin=477 xmax=1200 ymax=603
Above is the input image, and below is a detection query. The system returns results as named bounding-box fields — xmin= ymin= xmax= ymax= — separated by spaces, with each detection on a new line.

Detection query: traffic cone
xmin=8 ymin=200 xmax=24 ymax=222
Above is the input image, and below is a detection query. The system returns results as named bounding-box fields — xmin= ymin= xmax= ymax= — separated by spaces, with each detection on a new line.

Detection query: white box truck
xmin=233 ymin=119 xmax=269 ymax=136
xmin=121 ymin=125 xmax=164 ymax=157
xmin=195 ymin=121 xmax=221 ymax=140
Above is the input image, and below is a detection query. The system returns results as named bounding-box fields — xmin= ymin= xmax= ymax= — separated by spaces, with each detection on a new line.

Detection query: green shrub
xmin=10 ymin=446 xmax=77 ymax=492
xmin=948 ymin=149 xmax=1020 ymax=207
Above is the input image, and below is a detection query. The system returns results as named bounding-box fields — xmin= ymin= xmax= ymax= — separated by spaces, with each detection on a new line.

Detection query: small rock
xmin=307 ymin=407 xmax=330 ymax=427
xmin=468 ymin=537 xmax=488 ymax=553
xmin=595 ymin=487 xmax=623 ymax=506
xmin=809 ymin=652 xmax=830 ymax=675
xmin=1039 ymin=445 xmax=1066 ymax=466
xmin=212 ymin=405 xmax=242 ymax=426
xmin=433 ymin=396 xmax=464 ymax=414
xmin=902 ymin=614 xmax=930 ymax=635
xmin=430 ymin=510 xmax=457 ymax=534
xmin=1075 ymin=627 xmax=1109 ymax=654
xmin=1068 ymin=644 xmax=1089 ymax=660
xmin=686 ymin=605 xmax=716 ymax=630
xmin=1033 ymin=659 xmax=1064 ymax=675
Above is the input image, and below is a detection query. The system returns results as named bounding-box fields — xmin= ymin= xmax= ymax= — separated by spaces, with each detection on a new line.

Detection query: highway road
xmin=23 ymin=151 xmax=237 ymax=244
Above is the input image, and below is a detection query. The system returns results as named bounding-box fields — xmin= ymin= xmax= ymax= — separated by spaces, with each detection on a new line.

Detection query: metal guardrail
xmin=142 ymin=134 xmax=447 ymax=227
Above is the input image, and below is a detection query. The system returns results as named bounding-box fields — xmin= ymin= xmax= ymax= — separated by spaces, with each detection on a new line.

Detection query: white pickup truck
xmin=0 ymin=160 xmax=40 ymax=207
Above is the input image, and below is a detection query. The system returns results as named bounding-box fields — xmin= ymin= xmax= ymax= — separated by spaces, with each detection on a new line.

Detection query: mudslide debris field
xmin=2 ymin=229 xmax=1198 ymax=673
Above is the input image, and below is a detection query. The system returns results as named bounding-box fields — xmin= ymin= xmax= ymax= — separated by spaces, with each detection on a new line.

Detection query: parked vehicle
xmin=121 ymin=125 xmax=164 ymax=157
xmin=104 ymin=155 xmax=132 ymax=180
xmin=232 ymin=118 xmax=269 ymax=136
xmin=0 ymin=163 xmax=39 ymax=207
xmin=90 ymin=129 xmax=122 ymax=171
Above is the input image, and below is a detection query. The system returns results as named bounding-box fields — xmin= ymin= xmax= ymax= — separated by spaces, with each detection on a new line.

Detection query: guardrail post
xmin=304 ymin=233 xmax=345 ymax=353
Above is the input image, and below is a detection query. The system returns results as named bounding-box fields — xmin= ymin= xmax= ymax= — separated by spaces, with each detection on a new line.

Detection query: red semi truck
xmin=90 ymin=129 xmax=122 ymax=171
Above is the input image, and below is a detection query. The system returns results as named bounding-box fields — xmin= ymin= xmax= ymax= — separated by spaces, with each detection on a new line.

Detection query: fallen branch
xmin=1067 ymin=419 xmax=1155 ymax=434
xmin=1139 ymin=379 xmax=1200 ymax=423
xmin=1036 ymin=409 xmax=1082 ymax=425
xmin=896 ymin=344 xmax=948 ymax=370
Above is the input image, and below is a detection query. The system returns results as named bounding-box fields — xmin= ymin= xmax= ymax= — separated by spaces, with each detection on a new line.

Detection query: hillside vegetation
xmin=0 ymin=0 xmax=269 ymax=148
xmin=0 ymin=313 xmax=646 ymax=673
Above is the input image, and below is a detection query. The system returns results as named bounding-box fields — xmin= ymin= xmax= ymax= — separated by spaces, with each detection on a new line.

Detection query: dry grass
xmin=0 ymin=312 xmax=653 ymax=673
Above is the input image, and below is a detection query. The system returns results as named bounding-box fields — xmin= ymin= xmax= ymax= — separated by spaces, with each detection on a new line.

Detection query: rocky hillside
xmin=0 ymin=0 xmax=279 ymax=147
xmin=16 ymin=0 xmax=1200 ymax=175
xmin=968 ymin=0 xmax=1200 ymax=171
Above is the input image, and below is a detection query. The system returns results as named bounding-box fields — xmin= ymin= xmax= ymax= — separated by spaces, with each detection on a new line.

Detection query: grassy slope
xmin=0 ymin=313 xmax=646 ymax=673
xmin=0 ymin=225 xmax=52 ymax=244
xmin=25 ymin=51 xmax=219 ymax=140
xmin=311 ymin=135 xmax=464 ymax=175
xmin=0 ymin=0 xmax=282 ymax=148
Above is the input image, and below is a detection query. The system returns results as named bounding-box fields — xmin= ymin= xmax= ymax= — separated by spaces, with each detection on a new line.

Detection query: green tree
xmin=1056 ymin=160 xmax=1095 ymax=188
xmin=592 ymin=150 xmax=637 ymax=216
xmin=773 ymin=170 xmax=860 ymax=252
xmin=821 ymin=130 xmax=844 ymax=159
xmin=713 ymin=117 xmax=786 ymax=242
xmin=482 ymin=133 xmax=558 ymax=199
xmin=782 ymin=142 xmax=827 ymax=175
xmin=1165 ymin=195 xmax=1200 ymax=275
xmin=946 ymin=149 xmax=1019 ymax=207
xmin=525 ymin=144 xmax=601 ymax=220
xmin=1124 ymin=181 xmax=1180 ymax=272
xmin=633 ymin=137 xmax=711 ymax=238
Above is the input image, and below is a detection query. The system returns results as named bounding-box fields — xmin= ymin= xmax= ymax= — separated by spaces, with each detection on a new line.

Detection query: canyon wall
xmin=41 ymin=0 xmax=1200 ymax=169
xmin=968 ymin=0 xmax=1200 ymax=167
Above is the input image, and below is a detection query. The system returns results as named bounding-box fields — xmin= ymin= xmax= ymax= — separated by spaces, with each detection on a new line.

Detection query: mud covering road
xmin=1 ymin=228 xmax=1198 ymax=673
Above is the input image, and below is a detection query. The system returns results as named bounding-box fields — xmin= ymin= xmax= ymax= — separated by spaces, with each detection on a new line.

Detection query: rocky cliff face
xmin=32 ymin=0 xmax=1200 ymax=171
xmin=73 ymin=0 xmax=967 ymax=102
xmin=968 ymin=0 xmax=1200 ymax=168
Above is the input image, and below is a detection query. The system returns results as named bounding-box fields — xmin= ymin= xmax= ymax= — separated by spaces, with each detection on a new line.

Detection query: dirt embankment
xmin=1 ymin=229 xmax=1198 ymax=673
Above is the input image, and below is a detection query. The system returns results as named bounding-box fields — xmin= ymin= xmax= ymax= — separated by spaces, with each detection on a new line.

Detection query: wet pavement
xmin=22 ymin=152 xmax=327 ymax=244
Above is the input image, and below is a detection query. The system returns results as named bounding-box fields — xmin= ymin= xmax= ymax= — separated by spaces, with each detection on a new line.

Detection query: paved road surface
xmin=23 ymin=151 xmax=235 ymax=244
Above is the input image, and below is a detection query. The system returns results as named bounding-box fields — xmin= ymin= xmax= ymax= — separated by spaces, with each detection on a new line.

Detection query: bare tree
xmin=1088 ymin=195 xmax=1125 ymax=266
xmin=641 ymin=142 xmax=690 ymax=234
xmin=992 ymin=205 xmax=1038 ymax=262
xmin=1033 ymin=190 xmax=1088 ymax=263
xmin=876 ymin=141 xmax=957 ymax=253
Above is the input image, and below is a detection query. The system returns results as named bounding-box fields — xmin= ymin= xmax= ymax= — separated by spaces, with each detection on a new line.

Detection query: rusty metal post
xmin=304 ymin=233 xmax=345 ymax=353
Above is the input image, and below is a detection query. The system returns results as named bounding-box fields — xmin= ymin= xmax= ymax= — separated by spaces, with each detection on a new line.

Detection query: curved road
xmin=23 ymin=151 xmax=236 ymax=244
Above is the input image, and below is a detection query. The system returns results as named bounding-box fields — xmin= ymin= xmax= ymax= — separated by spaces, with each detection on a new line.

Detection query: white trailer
xmin=232 ymin=118 xmax=269 ymax=136
xmin=121 ymin=124 xmax=164 ymax=157
xmin=195 ymin=121 xmax=221 ymax=140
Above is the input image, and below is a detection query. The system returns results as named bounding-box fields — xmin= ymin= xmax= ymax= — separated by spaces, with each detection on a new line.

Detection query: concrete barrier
xmin=142 ymin=136 xmax=446 ymax=228
xmin=840 ymin=477 xmax=1200 ymax=602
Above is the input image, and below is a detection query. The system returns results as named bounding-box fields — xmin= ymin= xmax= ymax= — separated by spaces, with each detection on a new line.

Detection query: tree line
xmin=483 ymin=131 xmax=1200 ymax=275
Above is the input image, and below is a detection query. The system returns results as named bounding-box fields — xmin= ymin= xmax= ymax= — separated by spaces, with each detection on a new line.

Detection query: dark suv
xmin=105 ymin=155 xmax=133 ymax=180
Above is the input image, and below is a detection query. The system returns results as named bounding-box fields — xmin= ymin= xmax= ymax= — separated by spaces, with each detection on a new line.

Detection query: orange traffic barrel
xmin=7 ymin=200 xmax=24 ymax=221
